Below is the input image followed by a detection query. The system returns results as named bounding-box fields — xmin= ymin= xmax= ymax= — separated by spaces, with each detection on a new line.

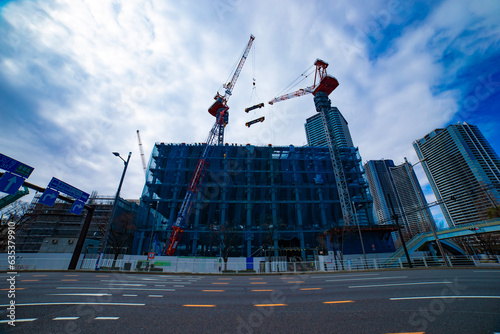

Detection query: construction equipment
xmin=245 ymin=116 xmax=265 ymax=127
xmin=136 ymin=130 xmax=147 ymax=176
xmin=268 ymin=59 xmax=354 ymax=226
xmin=163 ymin=35 xmax=255 ymax=256
xmin=245 ymin=102 xmax=264 ymax=113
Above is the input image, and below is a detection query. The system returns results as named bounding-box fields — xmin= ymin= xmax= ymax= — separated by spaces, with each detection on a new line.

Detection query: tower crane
xmin=163 ymin=34 xmax=255 ymax=256
xmin=268 ymin=59 xmax=355 ymax=226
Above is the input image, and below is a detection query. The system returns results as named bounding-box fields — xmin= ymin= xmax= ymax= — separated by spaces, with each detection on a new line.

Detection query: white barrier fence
xmin=1 ymin=253 xmax=499 ymax=273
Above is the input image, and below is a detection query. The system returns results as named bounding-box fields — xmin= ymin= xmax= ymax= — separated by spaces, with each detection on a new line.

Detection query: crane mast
xmin=268 ymin=59 xmax=355 ymax=226
xmin=163 ymin=35 xmax=255 ymax=256
xmin=136 ymin=130 xmax=147 ymax=176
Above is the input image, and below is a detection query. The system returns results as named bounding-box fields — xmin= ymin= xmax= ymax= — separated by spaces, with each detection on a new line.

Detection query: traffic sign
xmin=39 ymin=188 xmax=59 ymax=207
xmin=148 ymin=252 xmax=155 ymax=260
xmin=0 ymin=172 xmax=25 ymax=195
xmin=48 ymin=177 xmax=89 ymax=203
xmin=70 ymin=200 xmax=85 ymax=215
xmin=0 ymin=153 xmax=34 ymax=178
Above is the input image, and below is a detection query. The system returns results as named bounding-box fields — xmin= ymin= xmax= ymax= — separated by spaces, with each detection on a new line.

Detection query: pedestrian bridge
xmin=385 ymin=217 xmax=500 ymax=266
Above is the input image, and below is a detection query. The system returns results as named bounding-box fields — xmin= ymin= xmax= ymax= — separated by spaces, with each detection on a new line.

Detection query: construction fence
xmin=1 ymin=253 xmax=499 ymax=273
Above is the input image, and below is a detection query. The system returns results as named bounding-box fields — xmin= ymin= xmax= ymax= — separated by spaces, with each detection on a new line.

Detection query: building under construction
xmin=134 ymin=143 xmax=396 ymax=259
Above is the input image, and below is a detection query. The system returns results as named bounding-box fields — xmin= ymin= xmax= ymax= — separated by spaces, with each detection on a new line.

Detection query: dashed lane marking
xmin=64 ymin=275 xmax=79 ymax=277
xmin=218 ymin=278 xmax=232 ymax=280
xmin=212 ymin=282 xmax=228 ymax=285
xmin=251 ymin=289 xmax=273 ymax=292
xmin=123 ymin=294 xmax=138 ymax=297
xmin=287 ymin=281 xmax=304 ymax=283
xmin=250 ymin=282 xmax=267 ymax=285
xmin=254 ymin=304 xmax=287 ymax=307
xmin=390 ymin=295 xmax=500 ymax=301
xmin=148 ymin=295 xmax=163 ymax=298
xmin=350 ymin=281 xmax=453 ymax=289
xmin=311 ymin=273 xmax=380 ymax=279
xmin=21 ymin=280 xmax=39 ymax=282
xmin=0 ymin=288 xmax=25 ymax=291
xmin=95 ymin=317 xmax=120 ymax=320
xmin=202 ymin=290 xmax=225 ymax=292
xmin=61 ymin=279 xmax=78 ymax=282
xmin=56 ymin=287 xmax=175 ymax=292
xmin=323 ymin=300 xmax=354 ymax=304
xmin=300 ymin=288 xmax=322 ymax=291
xmin=249 ymin=278 xmax=263 ymax=280
xmin=183 ymin=304 xmax=215 ymax=307
xmin=53 ymin=317 xmax=80 ymax=321
xmin=32 ymin=275 xmax=47 ymax=277
xmin=0 ymin=318 xmax=37 ymax=324
xmin=325 ymin=276 xmax=407 ymax=282
xmin=48 ymin=293 xmax=112 ymax=297
xmin=0 ymin=302 xmax=145 ymax=307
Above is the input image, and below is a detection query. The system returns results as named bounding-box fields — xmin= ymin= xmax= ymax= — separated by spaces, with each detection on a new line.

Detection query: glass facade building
xmin=305 ymin=107 xmax=354 ymax=148
xmin=364 ymin=159 xmax=434 ymax=244
xmin=413 ymin=122 xmax=500 ymax=226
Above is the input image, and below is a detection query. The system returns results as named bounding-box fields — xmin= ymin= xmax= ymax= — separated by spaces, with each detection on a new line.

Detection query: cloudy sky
xmin=1 ymin=0 xmax=499 ymax=225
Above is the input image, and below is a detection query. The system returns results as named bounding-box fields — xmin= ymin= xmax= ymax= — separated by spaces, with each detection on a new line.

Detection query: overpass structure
xmin=385 ymin=217 xmax=500 ymax=266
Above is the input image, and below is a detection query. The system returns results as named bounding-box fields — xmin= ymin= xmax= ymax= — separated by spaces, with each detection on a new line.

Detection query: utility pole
xmin=387 ymin=194 xmax=413 ymax=268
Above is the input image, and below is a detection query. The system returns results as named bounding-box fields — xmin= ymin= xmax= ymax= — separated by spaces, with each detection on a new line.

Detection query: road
xmin=1 ymin=268 xmax=499 ymax=333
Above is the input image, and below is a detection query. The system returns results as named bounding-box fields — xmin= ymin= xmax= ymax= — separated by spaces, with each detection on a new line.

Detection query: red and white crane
xmin=268 ymin=59 xmax=354 ymax=226
xmin=163 ymin=35 xmax=255 ymax=256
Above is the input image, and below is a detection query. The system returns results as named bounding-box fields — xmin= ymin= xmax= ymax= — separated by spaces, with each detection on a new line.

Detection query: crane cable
xmin=274 ymin=64 xmax=315 ymax=98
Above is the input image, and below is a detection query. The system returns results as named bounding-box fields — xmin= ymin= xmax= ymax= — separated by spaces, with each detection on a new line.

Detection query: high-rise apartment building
xmin=305 ymin=107 xmax=354 ymax=148
xmin=413 ymin=122 xmax=500 ymax=226
xmin=364 ymin=159 xmax=434 ymax=243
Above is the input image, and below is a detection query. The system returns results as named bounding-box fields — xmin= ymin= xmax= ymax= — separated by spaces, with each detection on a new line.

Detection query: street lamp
xmin=352 ymin=202 xmax=367 ymax=263
xmin=406 ymin=157 xmax=450 ymax=267
xmin=95 ymin=151 xmax=132 ymax=270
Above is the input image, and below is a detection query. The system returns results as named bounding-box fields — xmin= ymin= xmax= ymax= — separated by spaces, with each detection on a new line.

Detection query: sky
xmin=1 ymin=0 xmax=499 ymax=227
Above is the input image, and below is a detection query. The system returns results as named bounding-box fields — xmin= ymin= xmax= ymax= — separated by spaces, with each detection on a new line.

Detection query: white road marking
xmin=174 ymin=285 xmax=185 ymax=288
xmin=311 ymin=273 xmax=380 ymax=279
xmin=349 ymin=281 xmax=453 ymax=288
xmin=326 ymin=276 xmax=407 ymax=282
xmin=390 ymin=295 xmax=500 ymax=301
xmin=0 ymin=318 xmax=37 ymax=324
xmin=473 ymin=270 xmax=500 ymax=273
xmin=103 ymin=283 xmax=146 ymax=286
xmin=155 ymin=284 xmax=166 ymax=287
xmin=123 ymin=294 xmax=137 ymax=297
xmin=95 ymin=317 xmax=120 ymax=320
xmin=53 ymin=317 xmax=80 ymax=320
xmin=148 ymin=295 xmax=163 ymax=297
xmin=0 ymin=302 xmax=145 ymax=307
xmin=48 ymin=293 xmax=112 ymax=297
xmin=56 ymin=287 xmax=175 ymax=291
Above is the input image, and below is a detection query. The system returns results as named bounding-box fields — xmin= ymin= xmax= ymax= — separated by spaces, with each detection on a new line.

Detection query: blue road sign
xmin=0 ymin=172 xmax=25 ymax=195
xmin=48 ymin=177 xmax=89 ymax=203
xmin=39 ymin=188 xmax=59 ymax=207
xmin=70 ymin=200 xmax=85 ymax=215
xmin=0 ymin=153 xmax=34 ymax=178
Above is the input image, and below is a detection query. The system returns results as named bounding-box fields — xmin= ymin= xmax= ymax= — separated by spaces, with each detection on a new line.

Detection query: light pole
xmin=95 ymin=151 xmax=131 ymax=270
xmin=407 ymin=157 xmax=450 ymax=267
xmin=352 ymin=202 xmax=367 ymax=263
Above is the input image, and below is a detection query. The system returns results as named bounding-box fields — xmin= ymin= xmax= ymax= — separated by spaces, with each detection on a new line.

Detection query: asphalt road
xmin=1 ymin=268 xmax=499 ymax=333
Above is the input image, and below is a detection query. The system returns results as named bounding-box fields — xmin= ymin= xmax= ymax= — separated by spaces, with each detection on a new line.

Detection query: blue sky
xmin=1 ymin=1 xmax=499 ymax=227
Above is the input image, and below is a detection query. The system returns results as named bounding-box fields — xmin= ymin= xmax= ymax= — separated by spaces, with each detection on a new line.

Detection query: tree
xmin=486 ymin=206 xmax=500 ymax=220
xmin=0 ymin=201 xmax=30 ymax=252
xmin=210 ymin=222 xmax=240 ymax=271
xmin=98 ymin=212 xmax=136 ymax=268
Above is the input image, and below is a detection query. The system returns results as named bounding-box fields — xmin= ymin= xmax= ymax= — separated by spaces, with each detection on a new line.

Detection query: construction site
xmin=132 ymin=34 xmax=397 ymax=260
